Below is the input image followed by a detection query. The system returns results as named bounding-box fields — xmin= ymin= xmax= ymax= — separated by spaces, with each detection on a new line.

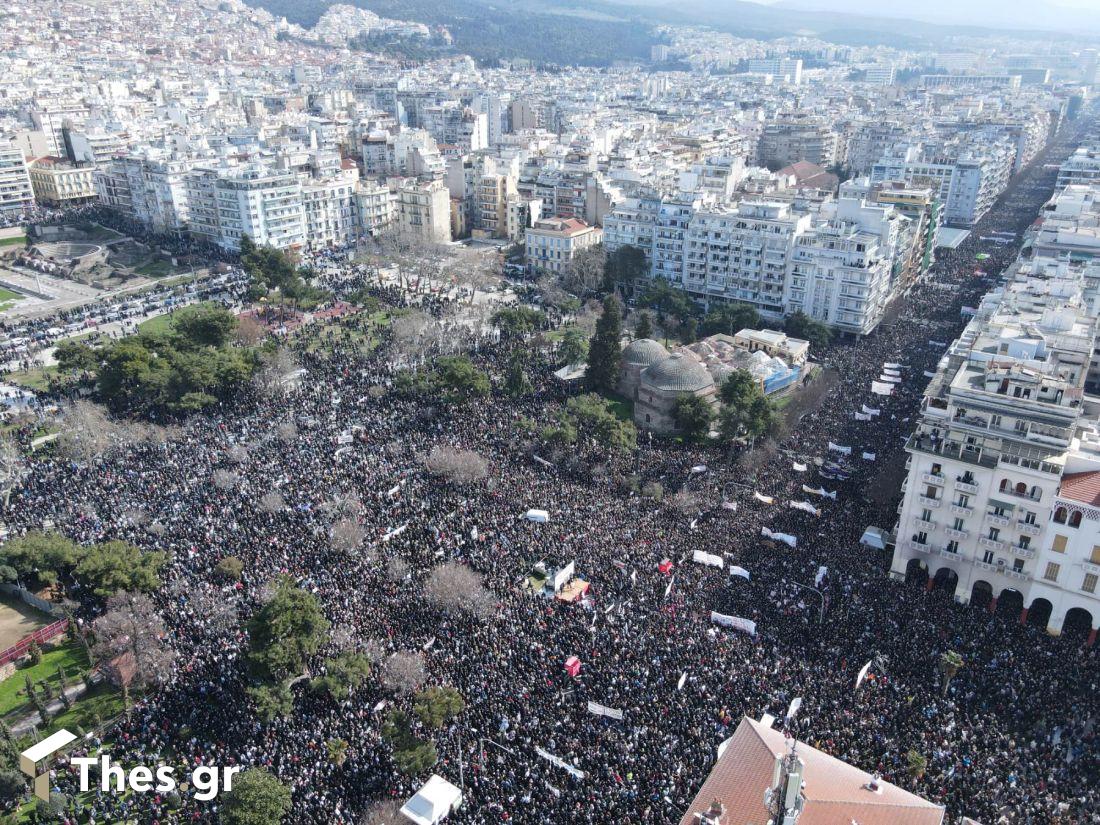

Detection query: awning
xmin=987 ymin=499 xmax=1016 ymax=511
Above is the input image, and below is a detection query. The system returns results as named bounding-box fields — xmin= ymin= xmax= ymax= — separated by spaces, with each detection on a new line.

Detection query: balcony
xmin=1003 ymin=567 xmax=1029 ymax=580
xmin=913 ymin=518 xmax=936 ymax=531
xmin=919 ymin=496 xmax=942 ymax=509
xmin=907 ymin=435 xmax=999 ymax=469
xmin=922 ymin=472 xmax=945 ymax=486
xmin=979 ymin=536 xmax=1008 ymax=552
xmin=907 ymin=539 xmax=933 ymax=554
xmin=1010 ymin=545 xmax=1036 ymax=560
xmin=951 ymin=504 xmax=974 ymax=517
xmin=1000 ymin=487 xmax=1043 ymax=503
xmin=945 ymin=527 xmax=968 ymax=541
xmin=1016 ymin=520 xmax=1041 ymax=537
xmin=1082 ymin=560 xmax=1100 ymax=576
xmin=954 ymin=479 xmax=980 ymax=495
xmin=984 ymin=513 xmax=1010 ymax=528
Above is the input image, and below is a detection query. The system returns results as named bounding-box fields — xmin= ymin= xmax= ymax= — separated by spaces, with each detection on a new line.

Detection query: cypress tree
xmin=586 ymin=294 xmax=623 ymax=393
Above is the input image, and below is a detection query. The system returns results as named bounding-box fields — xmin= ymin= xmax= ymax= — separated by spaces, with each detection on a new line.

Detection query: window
xmin=988 ymin=527 xmax=1000 ymax=541
xmin=1090 ymin=546 xmax=1100 ymax=565
xmin=1084 ymin=573 xmax=1098 ymax=594
xmin=1013 ymin=559 xmax=1025 ymax=572
xmin=1044 ymin=562 xmax=1061 ymax=582
xmin=1070 ymin=511 xmax=1083 ymax=529
xmin=921 ymin=508 xmax=933 ymax=522
xmin=947 ymin=540 xmax=959 ymax=553
xmin=1019 ymin=536 xmax=1030 ymax=550
xmin=925 ymin=485 xmax=938 ymax=498
xmin=1054 ymin=507 xmax=1068 ymax=523
xmin=1052 ymin=534 xmax=1068 ymax=554
xmin=982 ymin=550 xmax=994 ymax=564
xmin=957 ymin=495 xmax=970 ymax=507
xmin=953 ymin=517 xmax=965 ymax=531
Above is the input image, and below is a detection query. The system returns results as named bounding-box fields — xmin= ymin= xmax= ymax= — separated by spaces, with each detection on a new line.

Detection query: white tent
xmin=400 ymin=775 xmax=463 ymax=825
xmin=860 ymin=526 xmax=887 ymax=550
xmin=525 ymin=509 xmax=550 ymax=523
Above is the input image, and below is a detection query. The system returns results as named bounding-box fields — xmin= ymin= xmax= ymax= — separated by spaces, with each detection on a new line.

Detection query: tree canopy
xmin=247 ymin=577 xmax=331 ymax=683
xmin=221 ymin=768 xmax=292 ymax=825
xmin=585 ymin=294 xmax=623 ymax=393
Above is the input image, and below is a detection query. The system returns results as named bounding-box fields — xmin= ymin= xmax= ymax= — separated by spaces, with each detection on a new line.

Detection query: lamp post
xmin=790 ymin=581 xmax=825 ymax=624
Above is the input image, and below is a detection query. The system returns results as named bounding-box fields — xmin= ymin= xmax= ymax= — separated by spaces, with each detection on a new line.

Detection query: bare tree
xmin=212 ymin=469 xmax=238 ymax=491
xmin=227 ymin=445 xmax=251 ymax=465
xmin=57 ymin=400 xmax=117 ymax=461
xmin=275 ymin=420 xmax=298 ymax=443
xmin=0 ymin=436 xmax=24 ymax=506
xmin=423 ymin=561 xmax=495 ymax=621
xmin=92 ymin=592 xmax=177 ymax=701
xmin=331 ymin=517 xmax=364 ymax=555
xmin=235 ymin=314 xmax=267 ymax=347
xmin=380 ymin=651 xmax=427 ymax=695
xmin=668 ymin=490 xmax=700 ymax=516
xmin=324 ymin=493 xmax=363 ymax=521
xmin=423 ymin=446 xmax=488 ymax=486
xmin=389 ymin=311 xmax=434 ymax=367
xmin=385 ymin=558 xmax=410 ymax=583
xmin=451 ymin=250 xmax=498 ymax=305
xmin=256 ymin=348 xmax=302 ymax=397
xmin=259 ymin=491 xmax=286 ymax=514
xmin=561 ymin=244 xmax=607 ymax=298
xmin=361 ymin=799 xmax=403 ymax=825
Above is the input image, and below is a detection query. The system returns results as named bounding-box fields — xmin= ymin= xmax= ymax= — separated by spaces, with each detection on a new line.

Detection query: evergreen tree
xmin=634 ymin=312 xmax=653 ymax=340
xmin=503 ymin=353 xmax=532 ymax=398
xmin=585 ymin=294 xmax=623 ymax=392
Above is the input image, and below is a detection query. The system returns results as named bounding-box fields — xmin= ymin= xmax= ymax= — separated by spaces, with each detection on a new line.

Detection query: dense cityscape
xmin=0 ymin=0 xmax=1099 ymax=823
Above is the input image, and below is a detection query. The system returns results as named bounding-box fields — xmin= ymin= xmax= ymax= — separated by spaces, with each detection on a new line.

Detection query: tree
xmin=634 ymin=312 xmax=653 ymax=340
xmin=558 ymin=327 xmax=588 ymax=366
xmin=310 ymin=651 xmax=371 ymax=699
xmin=247 ymin=682 xmax=294 ymax=723
xmin=380 ymin=652 xmax=427 ymax=695
xmin=92 ymin=592 xmax=177 ymax=701
xmin=423 ymin=446 xmax=488 ymax=485
xmin=423 ymin=562 xmax=495 ymax=621
xmin=327 ymin=738 xmax=350 ymax=767
xmin=784 ymin=310 xmax=833 ymax=350
xmin=330 ymin=517 xmax=364 ymax=555
xmin=938 ymin=650 xmax=964 ymax=696
xmin=54 ymin=340 xmax=99 ymax=374
xmin=436 ymin=356 xmax=490 ymax=403
xmin=246 ymin=577 xmax=330 ymax=683
xmin=381 ymin=710 xmax=438 ymax=776
xmin=585 ymin=294 xmax=623 ymax=393
xmin=673 ymin=395 xmax=715 ymax=441
xmin=503 ymin=353 xmax=532 ymax=397
xmin=0 ymin=531 xmax=80 ymax=587
xmin=907 ymin=749 xmax=928 ymax=779
xmin=216 ymin=557 xmax=245 ymax=581
xmin=561 ymin=394 xmax=636 ymax=452
xmin=718 ymin=371 xmax=778 ymax=441
xmin=413 ymin=687 xmax=465 ymax=729
xmin=360 ymin=800 xmax=403 ymax=825
xmin=700 ymin=302 xmax=760 ymax=338
xmin=74 ymin=541 xmax=164 ymax=597
xmin=490 ymin=307 xmax=545 ymax=339
xmin=562 ymin=244 xmax=607 ymax=298
xmin=171 ymin=303 xmax=238 ymax=349
xmin=221 ymin=768 xmax=292 ymax=825
xmin=605 ymin=244 xmax=647 ymax=293
xmin=0 ymin=770 xmax=25 ymax=806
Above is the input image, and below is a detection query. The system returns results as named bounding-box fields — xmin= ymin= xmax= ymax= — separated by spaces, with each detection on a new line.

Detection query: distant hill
xmin=245 ymin=0 xmax=1100 ymax=68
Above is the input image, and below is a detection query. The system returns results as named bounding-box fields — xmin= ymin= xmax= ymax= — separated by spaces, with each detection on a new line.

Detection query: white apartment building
xmin=357 ymin=179 xmax=397 ymax=239
xmin=0 ymin=144 xmax=35 ymax=214
xmin=28 ymin=157 xmax=96 ymax=205
xmin=1057 ymin=145 xmax=1100 ymax=192
xmin=95 ymin=154 xmax=192 ymax=234
xmin=215 ymin=166 xmax=305 ymax=251
xmin=301 ymin=168 xmax=360 ymax=249
xmin=890 ymin=258 xmax=1100 ymax=642
xmin=473 ymin=173 xmax=516 ymax=239
xmin=525 ymin=217 xmax=601 ymax=277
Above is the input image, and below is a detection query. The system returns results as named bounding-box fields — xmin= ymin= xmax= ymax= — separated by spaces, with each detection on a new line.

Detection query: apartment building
xmin=525 ymin=217 xmax=601 ymax=277
xmin=758 ymin=114 xmax=839 ymax=170
xmin=396 ymin=178 xmax=451 ymax=244
xmin=0 ymin=143 xmax=35 ymax=214
xmin=473 ymin=173 xmax=516 ymax=239
xmin=214 ymin=166 xmax=305 ymax=251
xmin=357 ymin=179 xmax=397 ymax=239
xmin=301 ymin=167 xmax=360 ymax=249
xmin=1057 ymin=145 xmax=1100 ymax=191
xmin=28 ymin=157 xmax=96 ymax=205
xmin=890 ymin=257 xmax=1100 ymax=641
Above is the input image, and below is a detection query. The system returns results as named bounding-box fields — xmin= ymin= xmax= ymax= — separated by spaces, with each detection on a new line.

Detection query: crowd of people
xmin=3 ymin=118 xmax=1098 ymax=825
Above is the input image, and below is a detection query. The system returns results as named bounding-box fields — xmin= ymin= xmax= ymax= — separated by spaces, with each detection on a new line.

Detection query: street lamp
xmin=789 ymin=581 xmax=825 ymax=624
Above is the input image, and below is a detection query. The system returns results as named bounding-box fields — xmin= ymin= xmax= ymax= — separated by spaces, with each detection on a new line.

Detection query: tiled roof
xmin=1060 ymin=471 xmax=1100 ymax=507
xmin=679 ymin=717 xmax=945 ymax=825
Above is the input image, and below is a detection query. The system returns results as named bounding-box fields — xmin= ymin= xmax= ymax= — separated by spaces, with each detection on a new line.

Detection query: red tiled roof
xmin=679 ymin=717 xmax=945 ymax=825
xmin=1060 ymin=471 xmax=1100 ymax=507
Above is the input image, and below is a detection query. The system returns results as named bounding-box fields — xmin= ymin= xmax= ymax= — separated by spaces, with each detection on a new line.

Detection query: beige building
xmin=618 ymin=339 xmax=717 ymax=434
xmin=29 ymin=157 xmax=96 ymax=206
xmin=732 ymin=329 xmax=809 ymax=367
xmin=397 ymin=178 xmax=452 ymax=244
xmin=524 ymin=217 xmax=601 ymax=276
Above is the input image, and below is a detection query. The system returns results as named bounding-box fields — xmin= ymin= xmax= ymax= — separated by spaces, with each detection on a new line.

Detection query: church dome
xmin=622 ymin=338 xmax=669 ymax=367
xmin=641 ymin=353 xmax=714 ymax=393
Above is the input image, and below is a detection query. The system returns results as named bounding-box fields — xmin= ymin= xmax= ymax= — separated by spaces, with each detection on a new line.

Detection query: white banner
xmin=828 ymin=442 xmax=852 ymax=455
xmin=535 ymin=747 xmax=586 ymax=780
xmin=928 ymin=340 xmax=947 ymax=347
xmin=587 ymin=701 xmax=624 ymax=721
xmin=862 ymin=452 xmax=876 ymax=461
xmin=883 ymin=368 xmax=901 ymax=378
xmin=855 ymin=660 xmax=873 ymax=690
xmin=871 ymin=382 xmax=894 ymax=396
xmin=711 ymin=612 xmax=756 ymax=636
xmin=861 ymin=405 xmax=880 ymax=416
xmin=382 ymin=523 xmax=408 ymax=542
xmin=854 ymin=412 xmax=872 ymax=421
xmin=677 ymin=671 xmax=687 ymax=690
xmin=789 ymin=500 xmax=821 ymax=517
xmin=786 ymin=697 xmax=802 ymax=722
xmin=551 ymin=561 xmax=576 ymax=592
xmin=692 ymin=550 xmax=724 ymax=569
xmin=761 ymin=526 xmax=797 ymax=547
xmin=337 ymin=433 xmax=354 ymax=445
xmin=815 ymin=565 xmax=828 ymax=587
xmin=721 ymin=501 xmax=738 ymax=511
xmin=802 ymin=484 xmax=836 ymax=499
xmin=923 ymin=370 xmax=937 ymax=378
xmin=883 ymin=362 xmax=906 ymax=371
xmin=792 ymin=462 xmax=808 ymax=472
xmin=878 ymin=374 xmax=902 ymax=383
xmin=753 ymin=492 xmax=775 ymax=505
xmin=730 ymin=566 xmax=751 ymax=580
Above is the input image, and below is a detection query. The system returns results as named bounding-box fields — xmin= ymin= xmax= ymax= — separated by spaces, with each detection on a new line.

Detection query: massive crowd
xmin=3 ymin=118 xmax=1098 ymax=825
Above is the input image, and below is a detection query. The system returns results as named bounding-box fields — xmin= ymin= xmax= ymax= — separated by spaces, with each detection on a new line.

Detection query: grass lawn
xmin=137 ymin=313 xmax=175 ymax=335
xmin=0 ymin=285 xmax=24 ymax=312
xmin=605 ymin=394 xmax=634 ymax=422
xmin=0 ymin=641 xmax=89 ymax=718
xmin=134 ymin=259 xmax=175 ymax=278
xmin=0 ymin=235 xmax=26 ymax=247
xmin=7 ymin=365 xmax=65 ymax=393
